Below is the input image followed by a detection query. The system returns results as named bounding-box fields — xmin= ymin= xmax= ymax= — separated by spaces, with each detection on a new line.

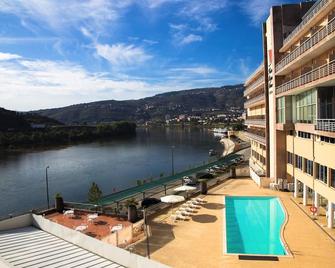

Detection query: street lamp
xmin=171 ymin=146 xmax=175 ymax=175
xmin=45 ymin=166 xmax=50 ymax=209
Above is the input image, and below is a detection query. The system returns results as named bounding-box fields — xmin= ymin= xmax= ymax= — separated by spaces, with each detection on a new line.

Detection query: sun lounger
xmin=171 ymin=213 xmax=187 ymax=222
xmin=176 ymin=209 xmax=192 ymax=216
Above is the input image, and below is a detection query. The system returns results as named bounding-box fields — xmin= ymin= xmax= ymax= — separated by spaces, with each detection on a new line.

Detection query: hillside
xmin=0 ymin=108 xmax=62 ymax=132
xmin=36 ymin=84 xmax=244 ymax=124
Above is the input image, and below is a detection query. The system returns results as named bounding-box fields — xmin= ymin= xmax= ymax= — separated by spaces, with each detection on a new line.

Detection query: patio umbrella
xmin=174 ymin=185 xmax=197 ymax=199
xmin=174 ymin=185 xmax=197 ymax=192
xmin=161 ymin=195 xmax=185 ymax=204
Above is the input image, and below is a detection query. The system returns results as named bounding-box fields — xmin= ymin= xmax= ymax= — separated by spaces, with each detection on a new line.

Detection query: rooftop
xmin=131 ymin=177 xmax=335 ymax=267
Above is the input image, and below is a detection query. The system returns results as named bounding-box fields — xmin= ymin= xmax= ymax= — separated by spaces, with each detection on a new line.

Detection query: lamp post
xmin=45 ymin=166 xmax=50 ymax=209
xmin=171 ymin=146 xmax=175 ymax=176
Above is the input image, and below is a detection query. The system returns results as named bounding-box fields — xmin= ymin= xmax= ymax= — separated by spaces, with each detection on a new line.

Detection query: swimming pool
xmin=225 ymin=196 xmax=287 ymax=255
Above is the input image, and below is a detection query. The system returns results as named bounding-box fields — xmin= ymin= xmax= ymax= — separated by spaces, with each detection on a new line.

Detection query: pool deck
xmin=132 ymin=177 xmax=335 ymax=268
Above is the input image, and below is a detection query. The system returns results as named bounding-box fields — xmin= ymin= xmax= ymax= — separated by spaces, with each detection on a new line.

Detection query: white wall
xmin=32 ymin=215 xmax=169 ymax=268
xmin=250 ymin=168 xmax=261 ymax=186
xmin=0 ymin=214 xmax=32 ymax=231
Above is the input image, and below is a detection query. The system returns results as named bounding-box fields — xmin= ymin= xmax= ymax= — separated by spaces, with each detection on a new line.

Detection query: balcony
xmin=245 ymin=129 xmax=266 ymax=145
xmin=244 ymin=64 xmax=264 ymax=87
xmin=276 ymin=60 xmax=335 ymax=95
xmin=244 ymin=93 xmax=265 ymax=108
xmin=282 ymin=0 xmax=331 ymax=49
xmin=276 ymin=17 xmax=335 ymax=73
xmin=244 ymin=76 xmax=265 ymax=96
xmin=315 ymin=119 xmax=335 ymax=132
xmin=245 ymin=115 xmax=266 ymax=127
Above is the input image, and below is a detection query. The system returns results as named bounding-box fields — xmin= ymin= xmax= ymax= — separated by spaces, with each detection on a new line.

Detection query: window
xmin=305 ymin=159 xmax=313 ymax=176
xmin=296 ymin=89 xmax=316 ymax=124
xmin=277 ymin=97 xmax=285 ymax=123
xmin=316 ymin=163 xmax=327 ymax=183
xmin=331 ymin=169 xmax=335 ymax=188
xmin=298 ymin=131 xmax=311 ymax=139
xmin=320 ymin=136 xmax=335 ymax=144
xmin=287 ymin=152 xmax=294 ymax=165
xmin=295 ymin=155 xmax=303 ymax=170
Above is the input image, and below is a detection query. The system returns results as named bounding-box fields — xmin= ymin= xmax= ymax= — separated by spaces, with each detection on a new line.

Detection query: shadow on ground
xmin=192 ymin=214 xmax=217 ymax=223
xmin=132 ymin=221 xmax=175 ymax=257
xmin=203 ymin=203 xmax=225 ymax=210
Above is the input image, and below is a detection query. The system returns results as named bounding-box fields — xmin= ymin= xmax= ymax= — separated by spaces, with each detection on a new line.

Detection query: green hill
xmin=35 ymin=84 xmax=244 ymax=124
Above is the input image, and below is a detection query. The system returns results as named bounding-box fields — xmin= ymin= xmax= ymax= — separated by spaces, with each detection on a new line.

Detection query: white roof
xmin=0 ymin=226 xmax=124 ymax=268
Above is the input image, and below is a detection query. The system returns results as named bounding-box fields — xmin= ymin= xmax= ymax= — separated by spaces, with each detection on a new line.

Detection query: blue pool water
xmin=225 ymin=196 xmax=286 ymax=255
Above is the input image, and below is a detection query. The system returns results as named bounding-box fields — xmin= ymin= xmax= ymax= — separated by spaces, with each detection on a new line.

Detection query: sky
xmin=0 ymin=0 xmax=297 ymax=111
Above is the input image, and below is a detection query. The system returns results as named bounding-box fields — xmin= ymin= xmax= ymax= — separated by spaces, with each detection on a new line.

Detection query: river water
xmin=0 ymin=127 xmax=223 ymax=217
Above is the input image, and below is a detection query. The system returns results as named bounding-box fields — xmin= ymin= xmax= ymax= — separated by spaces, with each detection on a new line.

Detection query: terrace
xmin=131 ymin=177 xmax=335 ymax=268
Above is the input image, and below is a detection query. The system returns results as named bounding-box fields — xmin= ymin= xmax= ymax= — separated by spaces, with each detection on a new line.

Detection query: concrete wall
xmin=32 ymin=215 xmax=169 ymax=268
xmin=236 ymin=166 xmax=250 ymax=177
xmin=0 ymin=214 xmax=32 ymax=231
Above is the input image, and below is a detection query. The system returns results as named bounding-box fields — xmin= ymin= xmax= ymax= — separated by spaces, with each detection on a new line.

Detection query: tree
xmin=88 ymin=182 xmax=102 ymax=203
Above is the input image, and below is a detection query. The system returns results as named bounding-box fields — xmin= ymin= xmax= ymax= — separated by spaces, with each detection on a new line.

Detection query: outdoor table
xmin=75 ymin=225 xmax=88 ymax=232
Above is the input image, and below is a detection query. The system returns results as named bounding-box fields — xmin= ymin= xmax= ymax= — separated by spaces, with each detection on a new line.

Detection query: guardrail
xmin=245 ymin=131 xmax=266 ymax=145
xmin=244 ymin=64 xmax=264 ymax=86
xmin=315 ymin=119 xmax=335 ymax=132
xmin=244 ymin=93 xmax=265 ymax=108
xmin=283 ymin=0 xmax=330 ymax=47
xmin=244 ymin=76 xmax=265 ymax=96
xmin=277 ymin=17 xmax=335 ymax=72
xmin=276 ymin=60 xmax=335 ymax=95
xmin=245 ymin=118 xmax=266 ymax=126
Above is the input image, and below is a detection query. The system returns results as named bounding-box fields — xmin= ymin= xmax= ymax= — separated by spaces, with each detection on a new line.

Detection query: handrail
xmin=244 ymin=93 xmax=265 ymax=107
xmin=245 ymin=118 xmax=266 ymax=126
xmin=277 ymin=17 xmax=335 ymax=72
xmin=244 ymin=76 xmax=265 ymax=96
xmin=283 ymin=0 xmax=330 ymax=47
xmin=245 ymin=131 xmax=266 ymax=144
xmin=276 ymin=60 xmax=335 ymax=95
xmin=315 ymin=119 xmax=335 ymax=132
xmin=244 ymin=64 xmax=264 ymax=86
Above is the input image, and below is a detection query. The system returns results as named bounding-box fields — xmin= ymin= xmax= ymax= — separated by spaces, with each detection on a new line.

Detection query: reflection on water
xmin=0 ymin=127 xmax=222 ymax=217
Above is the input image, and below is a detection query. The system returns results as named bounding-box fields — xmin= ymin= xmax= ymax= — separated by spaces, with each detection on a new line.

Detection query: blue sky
xmin=0 ymin=0 xmax=296 ymax=111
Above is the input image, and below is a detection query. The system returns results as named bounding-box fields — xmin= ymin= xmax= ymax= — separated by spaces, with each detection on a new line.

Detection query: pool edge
xmin=223 ymin=195 xmax=293 ymax=258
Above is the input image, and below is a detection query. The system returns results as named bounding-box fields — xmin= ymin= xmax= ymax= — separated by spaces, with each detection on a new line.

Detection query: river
xmin=0 ymin=127 xmax=223 ymax=217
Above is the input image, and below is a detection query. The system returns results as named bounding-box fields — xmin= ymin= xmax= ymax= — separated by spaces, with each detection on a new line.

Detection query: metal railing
xmin=245 ymin=131 xmax=266 ymax=145
xmin=245 ymin=64 xmax=264 ymax=86
xmin=276 ymin=60 xmax=335 ymax=95
xmin=277 ymin=17 xmax=335 ymax=72
xmin=244 ymin=93 xmax=265 ymax=108
xmin=315 ymin=118 xmax=335 ymax=132
xmin=244 ymin=76 xmax=265 ymax=96
xmin=245 ymin=118 xmax=266 ymax=127
xmin=283 ymin=0 xmax=330 ymax=47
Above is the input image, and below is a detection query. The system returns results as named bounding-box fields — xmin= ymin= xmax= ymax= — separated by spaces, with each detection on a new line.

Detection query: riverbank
xmin=0 ymin=122 xmax=136 ymax=149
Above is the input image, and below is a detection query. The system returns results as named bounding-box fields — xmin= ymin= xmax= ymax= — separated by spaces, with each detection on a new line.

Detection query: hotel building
xmin=245 ymin=0 xmax=335 ymax=228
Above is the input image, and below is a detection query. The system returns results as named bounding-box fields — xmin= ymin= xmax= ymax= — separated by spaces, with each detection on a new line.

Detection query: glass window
xmin=276 ymin=97 xmax=285 ymax=123
xmin=296 ymin=89 xmax=316 ymax=124
xmin=305 ymin=159 xmax=313 ymax=176
xmin=316 ymin=163 xmax=327 ymax=184
xmin=295 ymin=155 xmax=303 ymax=170
xmin=331 ymin=169 xmax=335 ymax=188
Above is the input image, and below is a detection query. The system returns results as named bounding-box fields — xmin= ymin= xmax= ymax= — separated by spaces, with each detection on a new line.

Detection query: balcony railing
xmin=277 ymin=17 xmax=335 ymax=72
xmin=283 ymin=0 xmax=330 ymax=47
xmin=245 ymin=118 xmax=266 ymax=127
xmin=244 ymin=76 xmax=265 ymax=96
xmin=315 ymin=119 xmax=335 ymax=132
xmin=276 ymin=60 xmax=335 ymax=95
xmin=245 ymin=64 xmax=264 ymax=86
xmin=244 ymin=93 xmax=265 ymax=108
xmin=245 ymin=131 xmax=266 ymax=145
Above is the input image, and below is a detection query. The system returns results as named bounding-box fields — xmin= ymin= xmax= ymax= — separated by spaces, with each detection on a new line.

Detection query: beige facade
xmin=245 ymin=0 xmax=335 ymax=228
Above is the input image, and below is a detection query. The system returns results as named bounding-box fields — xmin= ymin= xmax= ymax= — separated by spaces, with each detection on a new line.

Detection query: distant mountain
xmin=0 ymin=108 xmax=62 ymax=132
xmin=35 ymin=84 xmax=244 ymax=125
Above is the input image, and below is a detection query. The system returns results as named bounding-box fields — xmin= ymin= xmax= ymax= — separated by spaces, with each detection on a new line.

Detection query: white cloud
xmin=180 ymin=34 xmax=202 ymax=45
xmin=95 ymin=43 xmax=152 ymax=66
xmin=0 ymin=55 xmax=154 ymax=110
xmin=0 ymin=0 xmax=133 ymax=34
xmin=170 ymin=66 xmax=217 ymax=75
xmin=0 ymin=52 xmax=21 ymax=61
xmin=239 ymin=0 xmax=280 ymax=24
